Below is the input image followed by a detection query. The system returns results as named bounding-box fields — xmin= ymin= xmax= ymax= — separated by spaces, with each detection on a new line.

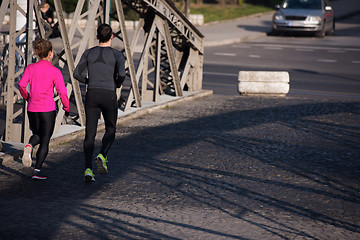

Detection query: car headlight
xmin=274 ymin=12 xmax=285 ymax=22
xmin=306 ymin=16 xmax=321 ymax=23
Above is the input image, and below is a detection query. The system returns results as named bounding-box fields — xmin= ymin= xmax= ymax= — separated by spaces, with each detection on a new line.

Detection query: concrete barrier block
xmin=189 ymin=14 xmax=204 ymax=26
xmin=238 ymin=71 xmax=290 ymax=96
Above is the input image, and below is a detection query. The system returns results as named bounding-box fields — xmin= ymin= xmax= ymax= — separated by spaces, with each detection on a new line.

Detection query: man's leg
xmin=84 ymin=90 xmax=101 ymax=170
xmin=96 ymin=90 xmax=117 ymax=175
xmin=99 ymin=91 xmax=117 ymax=156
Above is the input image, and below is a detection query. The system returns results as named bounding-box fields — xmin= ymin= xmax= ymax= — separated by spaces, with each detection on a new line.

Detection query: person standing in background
xmin=40 ymin=0 xmax=60 ymax=38
xmin=40 ymin=1 xmax=54 ymax=25
xmin=74 ymin=23 xmax=126 ymax=182
xmin=19 ymin=38 xmax=69 ymax=180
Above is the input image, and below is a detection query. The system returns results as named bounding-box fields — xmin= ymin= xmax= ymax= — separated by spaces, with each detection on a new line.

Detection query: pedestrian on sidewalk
xmin=73 ymin=23 xmax=126 ymax=182
xmin=18 ymin=38 xmax=70 ymax=180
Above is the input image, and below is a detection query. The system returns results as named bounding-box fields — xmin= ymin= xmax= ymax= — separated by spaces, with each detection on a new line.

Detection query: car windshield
xmin=281 ymin=0 xmax=322 ymax=9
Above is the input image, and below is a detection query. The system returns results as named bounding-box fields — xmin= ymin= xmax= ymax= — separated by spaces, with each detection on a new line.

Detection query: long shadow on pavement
xmin=0 ymin=96 xmax=359 ymax=239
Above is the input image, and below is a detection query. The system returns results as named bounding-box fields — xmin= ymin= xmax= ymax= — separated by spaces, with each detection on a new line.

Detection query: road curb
xmin=204 ymin=33 xmax=267 ymax=47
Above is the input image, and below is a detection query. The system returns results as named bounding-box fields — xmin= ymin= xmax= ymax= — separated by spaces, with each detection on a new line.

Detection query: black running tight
xmin=84 ymin=88 xmax=117 ymax=170
xmin=27 ymin=110 xmax=56 ymax=169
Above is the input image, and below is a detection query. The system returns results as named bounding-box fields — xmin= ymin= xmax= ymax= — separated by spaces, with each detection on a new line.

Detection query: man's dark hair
xmin=97 ymin=24 xmax=113 ymax=43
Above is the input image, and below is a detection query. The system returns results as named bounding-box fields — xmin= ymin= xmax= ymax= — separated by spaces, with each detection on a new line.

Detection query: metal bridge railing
xmin=0 ymin=0 xmax=204 ymax=143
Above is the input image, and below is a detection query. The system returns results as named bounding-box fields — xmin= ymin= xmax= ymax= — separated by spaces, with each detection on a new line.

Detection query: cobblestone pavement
xmin=0 ymin=94 xmax=360 ymax=239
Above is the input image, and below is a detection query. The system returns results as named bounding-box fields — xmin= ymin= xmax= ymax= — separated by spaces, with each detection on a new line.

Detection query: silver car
xmin=272 ymin=0 xmax=335 ymax=37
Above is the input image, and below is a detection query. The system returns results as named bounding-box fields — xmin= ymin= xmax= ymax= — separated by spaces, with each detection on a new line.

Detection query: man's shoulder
xmin=107 ymin=47 xmax=121 ymax=53
xmin=110 ymin=47 xmax=122 ymax=52
xmin=87 ymin=46 xmax=99 ymax=53
xmin=111 ymin=48 xmax=125 ymax=59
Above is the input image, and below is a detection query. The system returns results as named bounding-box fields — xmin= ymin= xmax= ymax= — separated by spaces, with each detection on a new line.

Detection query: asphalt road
xmin=203 ymin=13 xmax=360 ymax=99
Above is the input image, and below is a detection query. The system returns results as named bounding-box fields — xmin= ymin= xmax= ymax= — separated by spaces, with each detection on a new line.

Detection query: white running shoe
xmin=22 ymin=144 xmax=32 ymax=167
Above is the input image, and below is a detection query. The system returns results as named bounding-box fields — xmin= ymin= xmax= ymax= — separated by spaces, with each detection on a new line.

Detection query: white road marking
xmin=249 ymin=55 xmax=261 ymax=58
xmin=251 ymin=44 xmax=360 ymax=52
xmin=214 ymin=52 xmax=236 ymax=56
xmin=352 ymin=61 xmax=360 ymax=64
xmin=317 ymin=59 xmax=337 ymax=63
xmin=264 ymin=47 xmax=283 ymax=50
xmin=296 ymin=48 xmax=314 ymax=52
xmin=328 ymin=50 xmax=346 ymax=53
xmin=231 ymin=45 xmax=251 ymax=48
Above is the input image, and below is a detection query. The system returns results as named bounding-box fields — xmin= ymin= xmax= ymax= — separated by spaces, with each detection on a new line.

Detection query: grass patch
xmin=189 ymin=4 xmax=272 ymax=23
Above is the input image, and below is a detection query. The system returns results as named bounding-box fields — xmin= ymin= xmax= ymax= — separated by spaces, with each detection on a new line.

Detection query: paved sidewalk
xmin=1 ymin=95 xmax=359 ymax=239
xmin=199 ymin=12 xmax=273 ymax=47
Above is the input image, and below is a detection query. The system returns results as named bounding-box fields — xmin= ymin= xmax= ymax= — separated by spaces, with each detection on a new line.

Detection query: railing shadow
xmin=0 ymin=96 xmax=359 ymax=239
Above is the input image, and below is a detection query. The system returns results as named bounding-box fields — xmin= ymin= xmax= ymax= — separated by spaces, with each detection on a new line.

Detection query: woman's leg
xmin=22 ymin=111 xmax=41 ymax=167
xmin=34 ymin=111 xmax=56 ymax=169
xmin=27 ymin=111 xmax=41 ymax=147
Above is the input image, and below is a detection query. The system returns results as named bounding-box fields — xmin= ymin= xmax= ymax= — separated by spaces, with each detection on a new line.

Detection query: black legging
xmin=27 ymin=110 xmax=56 ymax=169
xmin=84 ymin=88 xmax=117 ymax=170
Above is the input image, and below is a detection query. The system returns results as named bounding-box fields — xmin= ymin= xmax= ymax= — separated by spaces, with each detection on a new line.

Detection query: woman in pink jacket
xmin=18 ymin=38 xmax=69 ymax=180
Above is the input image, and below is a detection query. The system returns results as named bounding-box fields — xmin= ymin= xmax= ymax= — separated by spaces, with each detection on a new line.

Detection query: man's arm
xmin=73 ymin=50 xmax=89 ymax=84
xmin=114 ymin=50 xmax=126 ymax=88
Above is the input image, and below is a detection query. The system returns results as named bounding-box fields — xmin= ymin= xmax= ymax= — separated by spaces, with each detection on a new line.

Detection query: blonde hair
xmin=33 ymin=38 xmax=52 ymax=59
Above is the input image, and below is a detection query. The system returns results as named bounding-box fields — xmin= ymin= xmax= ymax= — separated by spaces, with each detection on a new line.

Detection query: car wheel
xmin=270 ymin=28 xmax=279 ymax=36
xmin=315 ymin=27 xmax=325 ymax=38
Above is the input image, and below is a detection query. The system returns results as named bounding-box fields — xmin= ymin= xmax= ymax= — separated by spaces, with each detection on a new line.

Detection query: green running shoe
xmin=84 ymin=168 xmax=95 ymax=182
xmin=96 ymin=153 xmax=108 ymax=175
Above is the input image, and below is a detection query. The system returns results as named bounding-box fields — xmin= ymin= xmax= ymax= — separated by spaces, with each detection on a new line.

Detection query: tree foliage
xmin=59 ymin=0 xmax=77 ymax=13
xmin=245 ymin=0 xmax=283 ymax=7
xmin=173 ymin=0 xmax=283 ymax=7
xmin=55 ymin=0 xmax=282 ymax=14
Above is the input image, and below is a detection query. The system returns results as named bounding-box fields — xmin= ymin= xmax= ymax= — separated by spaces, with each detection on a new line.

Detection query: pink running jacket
xmin=19 ymin=60 xmax=69 ymax=112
